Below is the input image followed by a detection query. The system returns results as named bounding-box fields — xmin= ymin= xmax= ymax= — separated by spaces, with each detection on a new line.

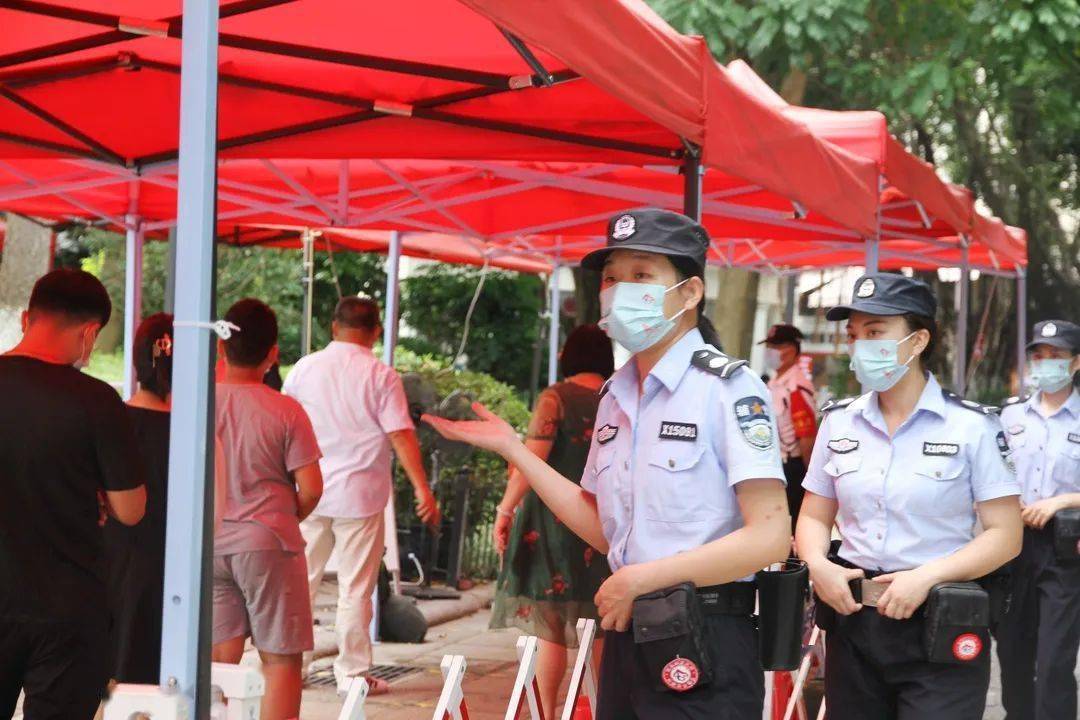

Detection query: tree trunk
xmin=0 ymin=213 xmax=53 ymax=352
xmin=709 ymin=268 xmax=760 ymax=358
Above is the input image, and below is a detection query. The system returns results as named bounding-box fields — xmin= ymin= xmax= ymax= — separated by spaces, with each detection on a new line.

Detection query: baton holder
xmin=1053 ymin=508 xmax=1080 ymax=561
xmin=756 ymin=560 xmax=809 ymax=671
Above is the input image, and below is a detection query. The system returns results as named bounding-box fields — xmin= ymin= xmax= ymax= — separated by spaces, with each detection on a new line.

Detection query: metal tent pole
xmin=121 ymin=213 xmax=143 ymax=399
xmin=865 ymin=175 xmax=883 ymax=272
xmin=783 ymin=274 xmax=796 ymax=325
xmin=300 ymin=228 xmax=315 ymax=356
xmin=161 ymin=0 xmax=219 ymax=714
xmin=164 ymin=226 xmax=178 ymax=313
xmin=382 ymin=230 xmax=402 ymax=362
xmin=954 ymin=240 xmax=970 ymax=394
xmin=547 ymin=264 xmax=561 ymax=386
xmin=682 ymin=148 xmax=702 ymax=221
xmin=1016 ymin=267 xmax=1027 ymax=391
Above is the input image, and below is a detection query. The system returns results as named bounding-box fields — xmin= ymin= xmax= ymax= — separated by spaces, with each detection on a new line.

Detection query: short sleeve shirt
xmin=282 ymin=342 xmax=414 ymax=518
xmin=1000 ymin=390 xmax=1080 ymax=505
xmin=802 ymin=373 xmax=1020 ymax=572
xmin=214 ymin=383 xmax=322 ymax=554
xmin=0 ymin=356 xmax=143 ymax=620
xmin=580 ymin=329 xmax=785 ymax=572
xmin=768 ymin=364 xmax=817 ymax=460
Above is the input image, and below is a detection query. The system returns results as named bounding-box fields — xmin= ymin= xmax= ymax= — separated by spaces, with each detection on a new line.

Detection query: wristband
xmin=496 ymin=506 xmax=515 ymax=519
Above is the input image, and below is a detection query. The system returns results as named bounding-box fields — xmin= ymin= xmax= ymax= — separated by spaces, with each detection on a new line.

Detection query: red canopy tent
xmin=0 ymin=0 xmax=880 ymax=234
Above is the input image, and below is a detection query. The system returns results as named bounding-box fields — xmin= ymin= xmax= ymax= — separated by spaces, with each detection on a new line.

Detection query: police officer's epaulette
xmin=942 ymin=389 xmax=1000 ymax=416
xmin=1001 ymin=395 xmax=1029 ymax=407
xmin=691 ymin=349 xmax=748 ymax=379
xmin=598 ymin=378 xmax=614 ymax=398
xmin=819 ymin=397 xmax=855 ymax=413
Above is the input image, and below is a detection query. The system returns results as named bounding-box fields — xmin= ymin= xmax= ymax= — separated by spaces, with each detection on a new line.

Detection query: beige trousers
xmin=300 ymin=512 xmax=385 ymax=692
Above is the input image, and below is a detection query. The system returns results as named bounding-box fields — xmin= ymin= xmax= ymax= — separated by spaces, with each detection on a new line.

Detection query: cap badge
xmin=1042 ymin=322 xmax=1057 ymax=337
xmin=856 ymin=278 xmax=876 ymax=298
xmin=612 ymin=214 xmax=636 ymax=240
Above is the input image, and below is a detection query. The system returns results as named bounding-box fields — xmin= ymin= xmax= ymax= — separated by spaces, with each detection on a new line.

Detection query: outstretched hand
xmin=422 ymin=402 xmax=519 ymax=458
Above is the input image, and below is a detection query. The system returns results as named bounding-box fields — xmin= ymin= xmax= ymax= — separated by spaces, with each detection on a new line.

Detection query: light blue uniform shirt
xmin=580 ymin=328 xmax=785 ymax=572
xmin=802 ymin=373 xmax=1020 ymax=572
xmin=1000 ymin=389 xmax=1080 ymax=506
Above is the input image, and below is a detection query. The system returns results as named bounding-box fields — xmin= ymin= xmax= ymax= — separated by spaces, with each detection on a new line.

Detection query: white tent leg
xmin=161 ymin=0 xmax=220 ymax=714
xmin=547 ymin=264 xmax=560 ymax=386
xmin=122 ymin=213 xmax=143 ymax=399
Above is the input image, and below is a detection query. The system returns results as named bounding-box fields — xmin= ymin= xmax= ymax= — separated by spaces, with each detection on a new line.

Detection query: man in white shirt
xmin=283 ymin=296 xmax=440 ymax=695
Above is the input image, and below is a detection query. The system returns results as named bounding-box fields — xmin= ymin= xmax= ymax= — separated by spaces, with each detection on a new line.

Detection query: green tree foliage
xmin=651 ymin=0 xmax=1079 ymax=393
xmin=399 ymin=263 xmax=547 ymax=391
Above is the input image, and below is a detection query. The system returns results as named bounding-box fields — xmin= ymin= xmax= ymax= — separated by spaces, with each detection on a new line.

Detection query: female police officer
xmin=995 ymin=319 xmax=1080 ymax=720
xmin=795 ymin=272 xmax=1023 ymax=720
xmin=425 ymin=209 xmax=790 ymax=719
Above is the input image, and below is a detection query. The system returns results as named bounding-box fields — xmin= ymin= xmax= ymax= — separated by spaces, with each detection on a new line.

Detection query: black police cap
xmin=826 ymin=272 xmax=937 ymax=321
xmin=757 ymin=324 xmax=804 ymax=345
xmin=1026 ymin=320 xmax=1080 ymax=353
xmin=580 ymin=208 xmax=709 ymax=272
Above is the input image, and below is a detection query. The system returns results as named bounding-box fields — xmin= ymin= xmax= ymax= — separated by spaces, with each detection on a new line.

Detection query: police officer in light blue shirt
xmin=795 ymin=272 xmax=1023 ymax=720
xmin=425 ymin=209 xmax=790 ymax=720
xmin=995 ymin=319 xmax=1080 ymax=720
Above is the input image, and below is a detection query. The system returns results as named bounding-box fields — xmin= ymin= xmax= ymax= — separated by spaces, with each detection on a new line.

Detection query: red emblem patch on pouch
xmin=952 ymin=633 xmax=983 ymax=661
xmin=661 ymin=657 xmax=699 ymax=692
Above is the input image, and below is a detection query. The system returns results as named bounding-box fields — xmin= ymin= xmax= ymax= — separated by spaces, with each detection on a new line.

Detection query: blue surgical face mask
xmin=1029 ymin=358 xmax=1074 ymax=393
xmin=849 ymin=331 xmax=918 ymax=392
xmin=598 ymin=279 xmax=689 ymax=353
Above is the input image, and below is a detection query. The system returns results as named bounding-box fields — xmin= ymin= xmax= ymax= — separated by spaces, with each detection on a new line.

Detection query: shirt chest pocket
xmin=592 ymin=445 xmax=618 ymax=528
xmin=643 ymin=442 xmax=717 ymax=522
xmin=824 ymin=452 xmax=870 ymax=513
xmin=906 ymin=457 xmax=972 ymax=517
xmin=1053 ymin=442 xmax=1080 ymax=487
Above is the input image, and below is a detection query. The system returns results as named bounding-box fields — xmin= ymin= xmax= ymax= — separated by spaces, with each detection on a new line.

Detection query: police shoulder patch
xmin=734 ymin=395 xmax=774 ymax=450
xmin=691 ymin=349 xmax=748 ymax=380
xmin=820 ymin=397 xmax=856 ymax=413
xmin=1002 ymin=395 xmax=1029 ymax=407
xmin=942 ymin=389 xmax=1000 ymax=416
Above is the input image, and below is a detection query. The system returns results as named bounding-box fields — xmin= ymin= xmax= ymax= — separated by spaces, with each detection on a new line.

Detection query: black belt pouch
xmin=923 ymin=582 xmax=990 ymax=664
xmin=631 ymin=582 xmax=713 ymax=692
xmin=756 ymin=560 xmax=809 ymax=670
xmin=1053 ymin=509 xmax=1080 ymax=561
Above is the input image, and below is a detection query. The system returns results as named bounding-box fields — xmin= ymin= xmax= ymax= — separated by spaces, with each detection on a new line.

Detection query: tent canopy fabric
xmin=0 ymin=155 xmax=1024 ymax=275
xmin=0 ymin=0 xmax=879 ymax=234
xmin=724 ymin=60 xmax=1024 ymax=268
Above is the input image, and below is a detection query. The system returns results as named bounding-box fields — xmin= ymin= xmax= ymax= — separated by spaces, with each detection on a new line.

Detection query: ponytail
xmin=697 ymin=313 xmax=724 ymax=352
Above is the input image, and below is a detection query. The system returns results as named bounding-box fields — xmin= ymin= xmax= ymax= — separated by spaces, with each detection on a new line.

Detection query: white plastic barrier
xmin=559 ymin=618 xmax=598 ymax=720
xmin=504 ymin=635 xmax=543 ymax=720
xmin=337 ymin=677 xmax=370 ymax=720
xmin=432 ymin=655 xmax=470 ymax=720
xmin=103 ymin=684 xmax=188 ymax=720
xmin=209 ymin=663 xmax=265 ymax=720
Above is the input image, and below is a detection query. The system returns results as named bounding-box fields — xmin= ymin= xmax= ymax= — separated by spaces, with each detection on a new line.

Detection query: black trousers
xmin=824 ymin=608 xmax=989 ymax=720
xmin=0 ymin=614 xmax=109 ymax=720
xmin=783 ymin=457 xmax=807 ymax=534
xmin=596 ymin=614 xmax=763 ymax=720
xmin=994 ymin=526 xmax=1080 ymax=720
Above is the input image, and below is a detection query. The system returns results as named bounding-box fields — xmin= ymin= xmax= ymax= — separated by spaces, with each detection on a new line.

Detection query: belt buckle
xmin=855 ymin=578 xmax=886 ymax=608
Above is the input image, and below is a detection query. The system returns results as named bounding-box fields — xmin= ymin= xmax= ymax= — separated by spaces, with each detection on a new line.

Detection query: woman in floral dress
xmin=490 ymin=324 xmax=613 ymax=718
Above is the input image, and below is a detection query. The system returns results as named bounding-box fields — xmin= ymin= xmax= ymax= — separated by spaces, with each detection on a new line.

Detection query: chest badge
xmin=827 ymin=438 xmax=859 ymax=454
xmin=734 ymin=395 xmax=774 ymax=450
xmin=923 ymin=442 xmax=960 ymax=457
xmin=1069 ymin=433 xmax=1080 ymax=444
xmin=596 ymin=424 xmax=619 ymax=445
xmin=659 ymin=421 xmax=697 ymax=442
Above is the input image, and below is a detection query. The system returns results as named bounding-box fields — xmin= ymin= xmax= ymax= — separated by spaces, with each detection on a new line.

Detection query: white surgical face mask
xmin=764 ymin=347 xmax=784 ymax=372
xmin=598 ymin=279 xmax=689 ymax=353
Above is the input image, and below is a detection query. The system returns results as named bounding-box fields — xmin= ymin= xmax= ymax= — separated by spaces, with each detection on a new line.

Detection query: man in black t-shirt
xmin=0 ymin=269 xmax=146 ymax=720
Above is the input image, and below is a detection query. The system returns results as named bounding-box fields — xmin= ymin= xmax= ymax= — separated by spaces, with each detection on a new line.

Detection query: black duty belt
xmin=696 ymin=582 xmax=756 ymax=616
